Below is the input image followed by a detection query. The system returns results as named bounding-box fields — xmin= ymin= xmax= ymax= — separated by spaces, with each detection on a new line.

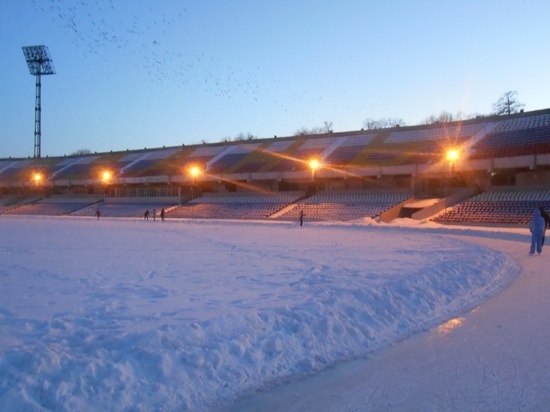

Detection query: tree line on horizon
xmin=298 ymin=90 xmax=526 ymax=135
xmin=70 ymin=91 xmax=526 ymax=155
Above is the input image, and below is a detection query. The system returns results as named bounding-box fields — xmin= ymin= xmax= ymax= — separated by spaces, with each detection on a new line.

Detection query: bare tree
xmin=294 ymin=121 xmax=333 ymax=136
xmin=491 ymin=91 xmax=525 ymax=115
xmin=467 ymin=113 xmax=487 ymax=120
xmin=420 ymin=110 xmax=487 ymax=125
xmin=233 ymin=132 xmax=256 ymax=141
xmin=321 ymin=121 xmax=333 ymax=134
xmin=71 ymin=149 xmax=92 ymax=156
xmin=362 ymin=117 xmax=406 ymax=130
xmin=422 ymin=111 xmax=458 ymax=125
xmin=294 ymin=127 xmax=311 ymax=136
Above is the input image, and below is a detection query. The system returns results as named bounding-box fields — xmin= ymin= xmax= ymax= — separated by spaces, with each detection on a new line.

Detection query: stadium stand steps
xmin=433 ymin=190 xmax=550 ymax=225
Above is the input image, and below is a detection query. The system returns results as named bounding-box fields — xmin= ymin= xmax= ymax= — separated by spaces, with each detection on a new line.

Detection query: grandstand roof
xmin=2 ymin=108 xmax=550 ymax=186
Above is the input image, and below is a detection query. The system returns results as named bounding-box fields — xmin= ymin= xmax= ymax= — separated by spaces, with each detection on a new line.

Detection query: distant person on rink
xmin=144 ymin=210 xmax=149 ymax=220
xmin=153 ymin=209 xmax=156 ymax=221
xmin=539 ymin=206 xmax=550 ymax=246
xmin=299 ymin=210 xmax=305 ymax=227
xmin=95 ymin=208 xmax=101 ymax=219
xmin=529 ymin=208 xmax=545 ymax=255
xmin=160 ymin=208 xmax=165 ymax=221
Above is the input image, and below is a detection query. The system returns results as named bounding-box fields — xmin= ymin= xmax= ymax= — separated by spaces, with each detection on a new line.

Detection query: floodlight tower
xmin=22 ymin=45 xmax=56 ymax=158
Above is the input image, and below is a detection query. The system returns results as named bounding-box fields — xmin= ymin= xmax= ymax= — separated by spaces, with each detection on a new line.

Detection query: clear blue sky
xmin=1 ymin=0 xmax=549 ymax=158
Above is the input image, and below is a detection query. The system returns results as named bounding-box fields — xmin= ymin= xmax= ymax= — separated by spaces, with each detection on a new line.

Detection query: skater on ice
xmin=529 ymin=208 xmax=545 ymax=255
xmin=539 ymin=206 xmax=550 ymax=246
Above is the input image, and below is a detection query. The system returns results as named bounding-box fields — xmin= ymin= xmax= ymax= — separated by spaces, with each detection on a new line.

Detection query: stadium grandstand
xmin=1 ymin=108 xmax=549 ymax=226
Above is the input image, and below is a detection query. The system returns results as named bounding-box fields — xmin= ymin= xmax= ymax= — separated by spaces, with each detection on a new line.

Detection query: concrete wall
xmin=411 ymin=187 xmax=478 ymax=221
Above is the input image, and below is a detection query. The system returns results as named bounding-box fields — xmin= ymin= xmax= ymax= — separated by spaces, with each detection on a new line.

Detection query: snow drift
xmin=0 ymin=217 xmax=521 ymax=410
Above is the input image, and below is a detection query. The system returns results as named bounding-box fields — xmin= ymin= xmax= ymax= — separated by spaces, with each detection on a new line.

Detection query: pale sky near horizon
xmin=1 ymin=0 xmax=549 ymax=158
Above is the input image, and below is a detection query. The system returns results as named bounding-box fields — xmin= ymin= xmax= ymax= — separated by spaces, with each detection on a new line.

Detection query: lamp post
xmin=30 ymin=171 xmax=44 ymax=195
xmin=32 ymin=172 xmax=44 ymax=185
xmin=101 ymin=170 xmax=113 ymax=185
xmin=446 ymin=149 xmax=459 ymax=172
xmin=444 ymin=149 xmax=460 ymax=212
xmin=309 ymin=159 xmax=320 ymax=181
xmin=22 ymin=45 xmax=56 ymax=158
xmin=305 ymin=158 xmax=325 ymax=219
xmin=100 ymin=169 xmax=113 ymax=196
xmin=189 ymin=165 xmax=201 ymax=199
xmin=310 ymin=158 xmax=321 ymax=189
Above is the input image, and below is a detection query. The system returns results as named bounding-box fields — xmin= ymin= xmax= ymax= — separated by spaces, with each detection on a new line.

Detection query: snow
xmin=224 ymin=233 xmax=550 ymax=411
xmin=0 ymin=215 xmax=540 ymax=411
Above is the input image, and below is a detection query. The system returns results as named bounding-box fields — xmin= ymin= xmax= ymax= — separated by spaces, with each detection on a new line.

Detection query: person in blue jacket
xmin=539 ymin=206 xmax=550 ymax=246
xmin=529 ymin=208 xmax=546 ymax=255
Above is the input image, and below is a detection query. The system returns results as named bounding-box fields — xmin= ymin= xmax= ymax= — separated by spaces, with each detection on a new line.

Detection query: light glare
xmin=437 ymin=317 xmax=465 ymax=335
xmin=309 ymin=159 xmax=320 ymax=171
xmin=101 ymin=170 xmax=112 ymax=183
xmin=32 ymin=172 xmax=43 ymax=184
xmin=189 ymin=166 xmax=200 ymax=177
xmin=446 ymin=149 xmax=459 ymax=162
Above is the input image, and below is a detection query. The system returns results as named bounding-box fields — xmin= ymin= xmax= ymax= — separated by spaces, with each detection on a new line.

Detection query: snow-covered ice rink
xmin=0 ymin=215 xmax=546 ymax=411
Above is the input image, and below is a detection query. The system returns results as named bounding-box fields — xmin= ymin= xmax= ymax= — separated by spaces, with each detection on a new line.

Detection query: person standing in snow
xmin=160 ymin=208 xmax=165 ymax=221
xmin=144 ymin=210 xmax=149 ymax=220
xmin=299 ymin=210 xmax=305 ymax=227
xmin=95 ymin=208 xmax=101 ymax=219
xmin=529 ymin=208 xmax=545 ymax=255
xmin=539 ymin=206 xmax=550 ymax=246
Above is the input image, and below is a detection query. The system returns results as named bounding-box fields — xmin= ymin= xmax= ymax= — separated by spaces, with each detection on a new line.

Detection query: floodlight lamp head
xmin=446 ymin=148 xmax=459 ymax=163
xmin=22 ymin=45 xmax=56 ymax=76
xmin=32 ymin=171 xmax=44 ymax=184
xmin=309 ymin=159 xmax=320 ymax=171
xmin=189 ymin=165 xmax=201 ymax=178
xmin=101 ymin=170 xmax=113 ymax=184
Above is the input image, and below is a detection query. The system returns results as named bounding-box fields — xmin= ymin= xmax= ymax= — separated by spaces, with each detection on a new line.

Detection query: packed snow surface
xmin=0 ymin=216 xmax=522 ymax=410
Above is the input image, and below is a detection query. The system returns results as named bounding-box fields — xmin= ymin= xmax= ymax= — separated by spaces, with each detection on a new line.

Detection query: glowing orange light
xmin=189 ymin=166 xmax=200 ymax=178
xmin=101 ymin=170 xmax=112 ymax=184
xmin=309 ymin=159 xmax=320 ymax=171
xmin=446 ymin=149 xmax=460 ymax=163
xmin=32 ymin=172 xmax=44 ymax=184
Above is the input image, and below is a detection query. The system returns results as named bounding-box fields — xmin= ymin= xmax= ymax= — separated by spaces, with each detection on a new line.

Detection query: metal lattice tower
xmin=22 ymin=45 xmax=56 ymax=158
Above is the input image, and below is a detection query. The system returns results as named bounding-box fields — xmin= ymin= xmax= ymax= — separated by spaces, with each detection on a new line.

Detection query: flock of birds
xmin=31 ymin=0 xmax=267 ymax=102
xmin=27 ymin=0 xmax=347 ymax=141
